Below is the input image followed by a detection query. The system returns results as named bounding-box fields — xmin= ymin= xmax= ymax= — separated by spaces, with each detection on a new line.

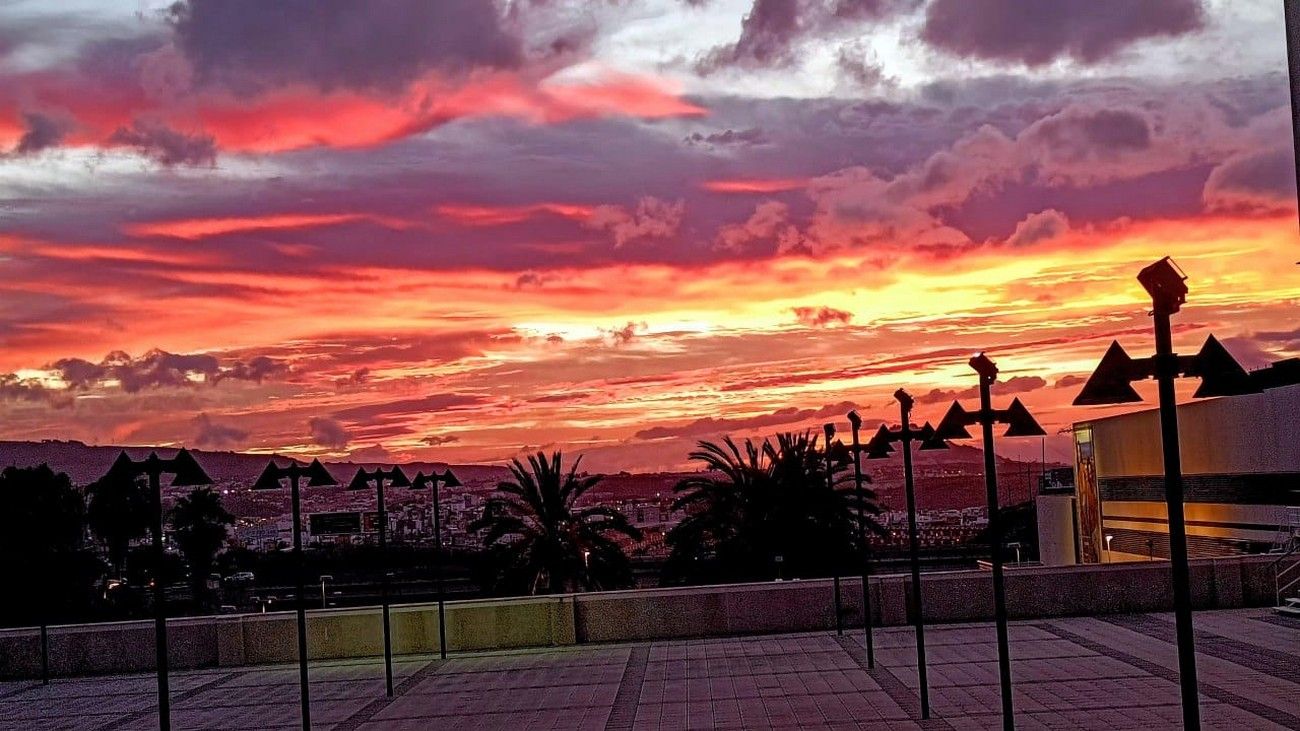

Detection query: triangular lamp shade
xmin=1002 ymin=398 xmax=1047 ymax=438
xmin=252 ymin=463 xmax=284 ymax=490
xmin=933 ymin=401 xmax=974 ymax=440
xmin=1073 ymin=341 xmax=1142 ymax=406
xmin=169 ymin=448 xmax=213 ymax=487
xmin=105 ymin=451 xmax=136 ymax=481
xmin=1191 ymin=335 xmax=1259 ymax=398
xmin=387 ymin=466 xmax=411 ymax=488
xmin=918 ymin=421 xmax=949 ymax=451
xmin=347 ymin=469 xmax=371 ymax=491
xmin=409 ymin=471 xmax=430 ymax=490
xmin=441 ymin=469 xmax=462 ymax=488
xmin=306 ymin=458 xmax=337 ymax=487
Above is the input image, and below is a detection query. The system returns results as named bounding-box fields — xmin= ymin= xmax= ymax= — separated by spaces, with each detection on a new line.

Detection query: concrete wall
xmin=0 ymin=555 xmax=1281 ymax=679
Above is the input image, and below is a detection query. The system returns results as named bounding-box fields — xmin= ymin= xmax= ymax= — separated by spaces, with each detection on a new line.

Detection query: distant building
xmin=1044 ymin=362 xmax=1300 ymax=565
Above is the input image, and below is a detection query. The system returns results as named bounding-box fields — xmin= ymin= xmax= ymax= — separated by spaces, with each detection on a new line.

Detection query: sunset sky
xmin=1 ymin=0 xmax=1297 ymax=471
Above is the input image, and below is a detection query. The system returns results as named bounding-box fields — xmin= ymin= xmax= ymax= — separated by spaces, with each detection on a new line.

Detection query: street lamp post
xmin=823 ymin=423 xmax=844 ymax=636
xmin=845 ymin=412 xmax=876 ymax=669
xmin=860 ymin=390 xmax=948 ymax=720
xmin=347 ymin=466 xmax=411 ymax=696
xmin=101 ymin=449 xmax=212 ymax=731
xmin=1072 ymin=256 xmax=1259 ymax=731
xmin=410 ymin=469 xmax=461 ymax=660
xmin=934 ymin=354 xmax=1047 ymax=731
xmin=252 ymin=458 xmax=337 ymax=730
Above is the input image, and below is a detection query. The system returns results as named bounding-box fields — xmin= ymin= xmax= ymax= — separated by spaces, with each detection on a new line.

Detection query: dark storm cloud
xmin=791 ymin=306 xmax=853 ymax=327
xmin=698 ymin=0 xmax=917 ymax=72
xmin=423 ymin=434 xmax=460 ymax=446
xmin=684 ymin=127 xmax=770 ymax=147
xmin=309 ymin=416 xmax=351 ymax=450
xmin=192 ymin=413 xmax=249 ymax=448
xmin=914 ymin=375 xmax=1047 ymax=405
xmin=168 ymin=0 xmax=523 ymax=94
xmin=10 ymin=112 xmax=70 ymax=156
xmin=1203 ymin=147 xmax=1297 ymax=212
xmin=47 ymin=349 xmax=287 ymax=393
xmin=921 ymin=0 xmax=1204 ymax=67
xmin=107 ymin=120 xmax=217 ymax=167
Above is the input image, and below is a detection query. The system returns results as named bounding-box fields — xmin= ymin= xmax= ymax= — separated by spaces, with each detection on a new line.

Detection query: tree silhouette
xmin=0 ymin=465 xmax=99 ymax=624
xmin=665 ymin=431 xmax=882 ymax=584
xmin=169 ymin=487 xmax=234 ymax=606
xmin=85 ymin=469 xmax=151 ymax=578
xmin=470 ymin=451 xmax=641 ymax=595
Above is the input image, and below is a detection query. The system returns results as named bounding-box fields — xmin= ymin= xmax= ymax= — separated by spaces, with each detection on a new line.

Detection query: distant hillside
xmin=0 ymin=439 xmax=1066 ymax=513
xmin=0 ymin=440 xmax=511 ymax=489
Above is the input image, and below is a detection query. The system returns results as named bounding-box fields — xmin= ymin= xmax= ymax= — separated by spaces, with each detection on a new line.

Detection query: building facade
xmin=1066 ymin=376 xmax=1300 ymax=563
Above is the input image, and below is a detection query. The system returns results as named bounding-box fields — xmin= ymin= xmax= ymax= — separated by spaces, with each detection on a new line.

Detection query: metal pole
xmin=376 ymin=478 xmax=394 ymax=697
xmin=979 ymin=378 xmax=1015 ymax=731
xmin=433 ymin=478 xmax=448 ymax=660
xmin=1283 ymin=0 xmax=1300 ymax=231
xmin=898 ymin=401 xmax=929 ymax=719
xmin=1153 ymin=309 xmax=1202 ymax=730
xmin=849 ymin=423 xmax=875 ymax=668
xmin=149 ymin=469 xmax=171 ymax=731
xmin=290 ymin=472 xmax=312 ymax=730
xmin=825 ymin=441 xmax=843 ymax=636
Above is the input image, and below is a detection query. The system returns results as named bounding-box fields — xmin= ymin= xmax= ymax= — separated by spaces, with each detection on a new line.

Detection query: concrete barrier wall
xmin=0 ymin=555 xmax=1280 ymax=679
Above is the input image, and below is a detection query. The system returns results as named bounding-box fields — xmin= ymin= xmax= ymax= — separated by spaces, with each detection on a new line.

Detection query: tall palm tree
xmin=470 ymin=451 xmax=641 ymax=595
xmin=0 ymin=465 xmax=96 ymax=624
xmin=665 ymin=431 xmax=882 ymax=584
xmin=169 ymin=487 xmax=234 ymax=605
xmin=85 ymin=470 xmax=151 ymax=578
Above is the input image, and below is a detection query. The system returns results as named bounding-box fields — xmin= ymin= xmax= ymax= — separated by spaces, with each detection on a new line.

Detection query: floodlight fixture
xmin=1071 ymin=256 xmax=1254 ymax=730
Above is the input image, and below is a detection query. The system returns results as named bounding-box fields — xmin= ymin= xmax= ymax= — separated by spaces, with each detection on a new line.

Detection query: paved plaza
xmin=1 ymin=608 xmax=1297 ymax=730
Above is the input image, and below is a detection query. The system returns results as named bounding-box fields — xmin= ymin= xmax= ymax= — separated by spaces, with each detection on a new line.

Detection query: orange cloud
xmin=123 ymin=213 xmax=411 ymax=239
xmin=701 ymin=178 xmax=809 ymax=194
xmin=2 ymin=69 xmax=706 ymax=156
xmin=434 ymin=203 xmax=595 ymax=227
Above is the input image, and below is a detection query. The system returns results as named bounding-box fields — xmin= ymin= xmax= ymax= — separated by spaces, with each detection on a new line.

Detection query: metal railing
xmin=1272 ymin=540 xmax=1300 ymax=607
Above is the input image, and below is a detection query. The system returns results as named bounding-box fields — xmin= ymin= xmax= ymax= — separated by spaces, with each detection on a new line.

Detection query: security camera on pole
xmin=933 ymin=354 xmax=1046 ymax=731
xmin=1072 ymin=256 xmax=1259 ymax=731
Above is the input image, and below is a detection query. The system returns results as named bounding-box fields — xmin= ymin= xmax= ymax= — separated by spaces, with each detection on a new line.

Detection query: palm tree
xmin=85 ymin=470 xmax=152 ymax=578
xmin=470 ymin=451 xmax=641 ymax=595
xmin=665 ymin=431 xmax=882 ymax=584
xmin=169 ymin=487 xmax=234 ymax=605
xmin=0 ymin=465 xmax=98 ymax=624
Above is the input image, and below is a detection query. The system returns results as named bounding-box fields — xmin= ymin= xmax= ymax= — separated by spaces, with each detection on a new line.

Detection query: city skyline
xmin=2 ymin=0 xmax=1298 ymax=472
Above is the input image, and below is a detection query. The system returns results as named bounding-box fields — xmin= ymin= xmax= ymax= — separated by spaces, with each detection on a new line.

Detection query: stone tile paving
xmin=0 ymin=608 xmax=1296 ymax=730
